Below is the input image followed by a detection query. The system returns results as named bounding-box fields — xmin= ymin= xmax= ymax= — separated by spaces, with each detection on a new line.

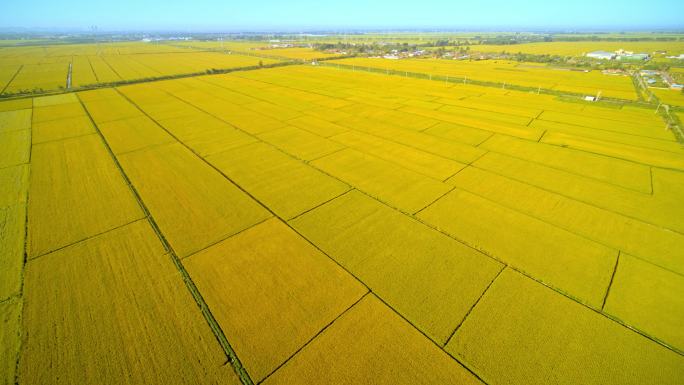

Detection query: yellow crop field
xmin=330 ymin=57 xmax=639 ymax=99
xmin=7 ymin=49 xmax=684 ymax=384
xmin=263 ymin=295 xmax=484 ymax=385
xmin=257 ymin=126 xmax=344 ymax=160
xmin=329 ymin=130 xmax=466 ymax=180
xmin=470 ymin=41 xmax=684 ymax=56
xmin=28 ymin=134 xmax=144 ymax=257
xmin=291 ymin=190 xmax=502 ymax=343
xmin=19 ymin=220 xmax=241 ymax=384
xmin=243 ymin=47 xmax=341 ymax=60
xmin=312 ymin=148 xmax=452 ymax=213
xmin=97 ymin=115 xmax=174 ymax=154
xmin=472 ymin=151 xmax=684 ymax=232
xmin=447 ymin=269 xmax=684 ymax=385
xmin=0 ymin=109 xmax=31 ymax=132
xmin=450 ymin=167 xmax=684 ymax=277
xmin=531 ymin=119 xmax=682 ymax=152
xmin=417 ymin=188 xmax=617 ymax=308
xmin=0 ymin=205 xmax=26 ymax=300
xmin=480 ymin=134 xmax=652 ymax=193
xmin=652 ymin=88 xmax=684 ymax=107
xmin=0 ymin=164 xmax=28 ymax=208
xmin=32 ymin=115 xmax=94 ymax=144
xmin=174 ymin=41 xmax=341 ymax=60
xmin=185 ymin=218 xmax=366 ymax=381
xmin=605 ymin=255 xmax=684 ymax=351
xmin=1 ymin=298 xmax=22 ymax=385
xmin=0 ymin=42 xmax=281 ymax=95
xmin=31 ymin=101 xmax=86 ymax=123
xmin=117 ymin=143 xmax=271 ymax=257
xmin=0 ymin=129 xmax=30 ymax=168
xmin=207 ymin=142 xmax=350 ymax=220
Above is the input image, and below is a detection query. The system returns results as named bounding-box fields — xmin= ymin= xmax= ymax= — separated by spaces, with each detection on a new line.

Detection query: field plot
xmin=329 ymin=57 xmax=639 ymax=99
xmin=652 ymin=88 xmax=684 ymax=107
xmin=7 ymin=63 xmax=684 ymax=384
xmin=19 ymin=220 xmax=241 ymax=384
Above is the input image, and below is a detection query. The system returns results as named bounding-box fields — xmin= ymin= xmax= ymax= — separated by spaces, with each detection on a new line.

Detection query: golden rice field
xmin=652 ymin=88 xmax=684 ymax=107
xmin=329 ymin=57 xmax=639 ymax=100
xmin=1 ymin=64 xmax=684 ymax=385
xmin=173 ymin=40 xmax=344 ymax=60
xmin=0 ymin=42 xmax=280 ymax=94
xmin=470 ymin=41 xmax=684 ymax=56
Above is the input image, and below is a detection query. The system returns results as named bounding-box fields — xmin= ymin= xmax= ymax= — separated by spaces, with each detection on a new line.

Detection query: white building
xmin=586 ymin=51 xmax=616 ymax=60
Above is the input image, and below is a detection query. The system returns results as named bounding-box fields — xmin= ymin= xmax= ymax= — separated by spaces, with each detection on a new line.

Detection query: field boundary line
xmin=126 ymin=54 xmax=164 ymax=78
xmin=99 ymin=55 xmax=124 ymax=80
xmin=87 ymin=57 xmax=99 ymax=83
xmin=447 ymin=167 xmax=684 ymax=278
xmin=649 ymin=167 xmax=655 ymax=195
xmin=256 ymin=291 xmax=371 ymax=384
xmin=13 ymin=99 xmax=33 ymax=384
xmin=443 ymin=266 xmax=506 ymax=347
xmin=332 ymin=121 xmax=485 ymax=168
xmin=602 ymin=251 xmax=621 ymax=310
xmin=537 ymin=129 xmax=547 ymax=142
xmin=78 ymin=94 xmax=256 ymax=385
xmin=1 ymin=64 xmax=23 ymax=95
xmin=467 ymin=161 xmax=684 ymax=239
xmin=31 ymin=131 xmax=96 ymax=147
xmin=28 ymin=217 xmax=146 ymax=261
xmin=474 ymin=132 xmax=496 ymax=147
xmin=181 ymin=216 xmax=273 ymax=261
xmin=0 ymin=161 xmax=30 ymax=172
xmin=477 ymin=146 xmax=656 ymax=195
xmin=540 ymin=140 xmax=684 ymax=172
xmin=285 ymin=188 xmax=353 ymax=222
xmin=324 ymin=133 xmax=466 ymax=183
xmin=535 ymin=116 xmax=677 ymax=143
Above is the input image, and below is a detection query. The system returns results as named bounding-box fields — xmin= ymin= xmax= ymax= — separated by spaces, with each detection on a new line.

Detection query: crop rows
xmin=0 ymin=42 xmax=282 ymax=95
xmin=329 ymin=57 xmax=639 ymax=100
xmin=1 ymin=63 xmax=683 ymax=384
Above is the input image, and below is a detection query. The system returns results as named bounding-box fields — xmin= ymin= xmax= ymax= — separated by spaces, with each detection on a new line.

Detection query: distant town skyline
xmin=1 ymin=0 xmax=682 ymax=31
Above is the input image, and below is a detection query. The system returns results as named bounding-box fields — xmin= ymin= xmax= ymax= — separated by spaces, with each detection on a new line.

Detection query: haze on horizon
xmin=1 ymin=0 xmax=683 ymax=33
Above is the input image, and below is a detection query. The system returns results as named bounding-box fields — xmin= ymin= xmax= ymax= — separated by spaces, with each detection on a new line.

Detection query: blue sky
xmin=1 ymin=0 xmax=682 ymax=31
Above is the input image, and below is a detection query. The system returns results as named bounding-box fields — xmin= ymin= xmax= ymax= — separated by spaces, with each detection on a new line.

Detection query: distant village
xmin=640 ymin=69 xmax=683 ymax=90
xmin=586 ymin=49 xmax=684 ymax=61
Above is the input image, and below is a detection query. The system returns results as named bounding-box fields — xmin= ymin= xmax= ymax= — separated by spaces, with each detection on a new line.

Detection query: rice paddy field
xmin=652 ymin=88 xmax=684 ymax=107
xmin=469 ymin=41 xmax=684 ymax=56
xmin=172 ymin=41 xmax=343 ymax=60
xmin=329 ymin=57 xmax=639 ymax=100
xmin=0 ymin=42 xmax=281 ymax=94
xmin=2 ymin=61 xmax=684 ymax=385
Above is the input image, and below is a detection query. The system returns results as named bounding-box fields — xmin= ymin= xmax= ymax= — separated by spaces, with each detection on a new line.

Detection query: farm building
xmin=586 ymin=50 xmax=616 ymax=60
